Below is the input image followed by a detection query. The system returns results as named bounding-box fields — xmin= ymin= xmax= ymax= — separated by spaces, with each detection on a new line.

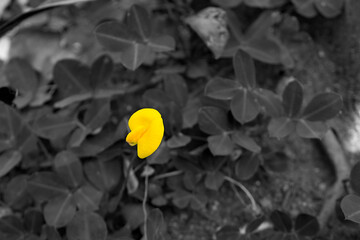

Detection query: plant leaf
xmin=0 ymin=150 xmax=22 ymax=178
xmin=205 ymin=171 xmax=224 ymax=190
xmin=232 ymin=131 xmax=261 ymax=153
xmin=254 ymin=88 xmax=284 ymax=117
xmin=205 ymin=77 xmax=241 ymax=100
xmin=270 ymin=210 xmax=292 ymax=232
xmin=211 ymin=0 xmax=243 ymax=8
xmin=83 ymin=99 xmax=111 ymax=132
xmin=73 ymin=183 xmax=103 ymax=211
xmin=282 ymin=80 xmax=303 ymax=117
xmin=27 ymin=172 xmax=69 ymax=204
xmin=83 ymin=159 xmax=121 ymax=192
xmin=166 ymin=133 xmax=191 ymax=148
xmin=235 ymin=153 xmax=260 ymax=180
xmin=121 ymin=204 xmax=145 ymax=229
xmin=72 ymin=123 xmax=124 ymax=157
xmin=94 ymin=21 xmax=140 ymax=52
xmin=231 ymin=89 xmax=260 ymax=124
xmin=301 ymin=92 xmax=342 ymax=121
xmin=268 ymin=117 xmax=295 ymax=138
xmin=295 ymin=214 xmax=320 ymax=237
xmin=341 ymin=194 xmax=360 ymax=223
xmin=0 ymin=216 xmax=25 ymax=240
xmin=53 ymin=59 xmax=91 ymax=99
xmin=44 ymin=193 xmax=76 ymax=228
xmin=198 ymin=106 xmax=231 ymax=135
xmin=147 ymin=141 xmax=171 ymax=165
xmin=4 ymin=175 xmax=29 ymax=210
xmin=126 ymin=4 xmax=152 ymax=40
xmin=4 ymin=58 xmax=38 ymax=108
xmin=207 ymin=134 xmax=234 ymax=156
xmin=241 ymin=11 xmax=283 ymax=64
xmin=243 ymin=0 xmax=287 ymax=7
xmin=120 ymin=43 xmax=150 ymax=70
xmin=66 ymin=211 xmax=107 ymax=240
xmin=146 ymin=209 xmax=167 ymax=240
xmin=0 ymin=102 xmax=37 ymax=154
xmin=53 ymin=151 xmax=83 ymax=188
xmin=296 ymin=119 xmax=328 ymax=139
xmin=164 ymin=74 xmax=188 ymax=108
xmin=315 ymin=0 xmax=344 ymax=18
xmin=233 ymin=50 xmax=256 ymax=89
xmin=185 ymin=7 xmax=229 ymax=58
xmin=291 ymin=0 xmax=317 ymax=17
xmin=32 ymin=112 xmax=77 ymax=140
xmin=90 ymin=55 xmax=114 ymax=90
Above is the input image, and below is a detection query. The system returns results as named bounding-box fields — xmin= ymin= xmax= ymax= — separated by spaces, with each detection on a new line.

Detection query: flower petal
xmin=128 ymin=108 xmax=162 ymax=131
xmin=137 ymin=114 xmax=164 ymax=158
xmin=126 ymin=125 xmax=146 ymax=146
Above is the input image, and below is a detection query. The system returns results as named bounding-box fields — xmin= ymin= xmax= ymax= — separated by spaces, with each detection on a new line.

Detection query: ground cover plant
xmin=0 ymin=0 xmax=359 ymax=239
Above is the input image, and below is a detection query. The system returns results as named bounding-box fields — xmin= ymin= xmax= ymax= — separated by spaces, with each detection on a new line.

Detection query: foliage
xmin=0 ymin=0 xmax=351 ymax=239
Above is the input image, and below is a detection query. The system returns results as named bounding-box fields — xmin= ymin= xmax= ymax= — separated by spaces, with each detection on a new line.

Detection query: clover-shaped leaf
xmin=0 ymin=150 xmax=22 ymax=178
xmin=294 ymin=214 xmax=319 ymax=237
xmin=268 ymin=117 xmax=295 ymax=139
xmin=291 ymin=0 xmax=344 ymax=18
xmin=243 ymin=0 xmax=287 ymax=8
xmin=207 ymin=133 xmax=234 ymax=156
xmin=205 ymin=77 xmax=241 ymax=100
xmin=232 ymin=131 xmax=261 ymax=153
xmin=53 ymin=151 xmax=83 ymax=188
xmin=95 ymin=5 xmax=175 ymax=70
xmin=66 ymin=211 xmax=107 ymax=240
xmin=84 ymin=158 xmax=121 ymax=192
xmin=199 ymin=106 xmax=231 ymax=135
xmin=282 ymin=80 xmax=303 ymax=118
xmin=233 ymin=50 xmax=256 ymax=89
xmin=267 ymin=80 xmax=342 ymax=139
xmin=73 ymin=183 xmax=103 ymax=211
xmin=44 ymin=193 xmax=76 ymax=228
xmin=235 ymin=153 xmax=260 ymax=180
xmin=301 ymin=92 xmax=342 ymax=121
xmin=270 ymin=210 xmax=292 ymax=232
xmin=296 ymin=120 xmax=327 ymax=139
xmin=341 ymin=194 xmax=360 ymax=224
xmin=4 ymin=58 xmax=39 ymax=108
xmin=27 ymin=172 xmax=69 ymax=204
xmin=231 ymin=89 xmax=260 ymax=124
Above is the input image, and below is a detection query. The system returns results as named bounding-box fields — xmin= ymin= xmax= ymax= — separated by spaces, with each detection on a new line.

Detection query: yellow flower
xmin=126 ymin=108 xmax=164 ymax=159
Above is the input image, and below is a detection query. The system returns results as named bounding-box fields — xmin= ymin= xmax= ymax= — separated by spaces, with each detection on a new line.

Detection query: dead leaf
xmin=185 ymin=7 xmax=229 ymax=58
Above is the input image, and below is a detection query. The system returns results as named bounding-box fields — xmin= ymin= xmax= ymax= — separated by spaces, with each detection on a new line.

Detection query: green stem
xmin=143 ymin=168 xmax=149 ymax=240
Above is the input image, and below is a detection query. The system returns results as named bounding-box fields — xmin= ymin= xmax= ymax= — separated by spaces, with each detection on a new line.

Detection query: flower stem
xmin=143 ymin=167 xmax=149 ymax=240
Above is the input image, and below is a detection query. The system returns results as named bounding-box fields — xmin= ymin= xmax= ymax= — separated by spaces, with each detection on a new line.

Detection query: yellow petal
xmin=137 ymin=116 xmax=164 ymax=158
xmin=125 ymin=125 xmax=146 ymax=146
xmin=128 ymin=108 xmax=162 ymax=131
xmin=126 ymin=108 xmax=164 ymax=159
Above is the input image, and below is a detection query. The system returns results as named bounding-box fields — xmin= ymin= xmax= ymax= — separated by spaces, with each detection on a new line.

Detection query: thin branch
xmin=318 ymin=130 xmax=350 ymax=229
xmin=143 ymin=170 xmax=149 ymax=240
xmin=224 ymin=176 xmax=261 ymax=215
